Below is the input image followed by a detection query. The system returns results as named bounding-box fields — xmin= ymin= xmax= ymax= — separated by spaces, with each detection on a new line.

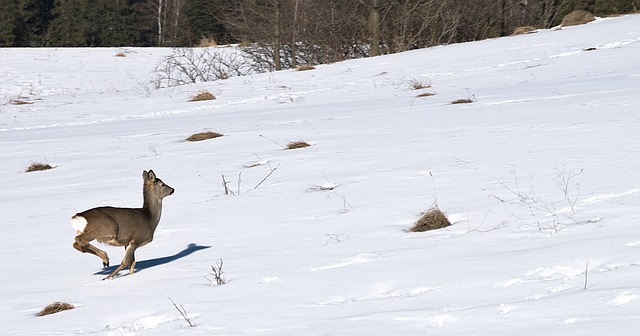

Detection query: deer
xmin=71 ymin=170 xmax=174 ymax=280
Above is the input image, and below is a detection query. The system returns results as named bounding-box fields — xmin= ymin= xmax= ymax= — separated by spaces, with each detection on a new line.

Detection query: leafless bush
xmin=154 ymin=47 xmax=254 ymax=88
xmin=500 ymin=169 xmax=584 ymax=232
xmin=205 ymin=259 xmax=227 ymax=286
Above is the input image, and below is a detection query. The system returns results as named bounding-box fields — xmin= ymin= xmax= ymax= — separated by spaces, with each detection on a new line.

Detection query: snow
xmin=1 ymin=15 xmax=640 ymax=335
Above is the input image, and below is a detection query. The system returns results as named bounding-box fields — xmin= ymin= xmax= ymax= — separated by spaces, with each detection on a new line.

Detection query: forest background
xmin=1 ymin=0 xmax=638 ymax=68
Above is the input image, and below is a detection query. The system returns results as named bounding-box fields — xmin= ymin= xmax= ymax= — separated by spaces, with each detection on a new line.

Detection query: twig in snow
xmin=205 ymin=259 xmax=227 ymax=285
xmin=254 ymin=164 xmax=279 ymax=190
xmin=259 ymin=134 xmax=285 ymax=149
xmin=169 ymin=297 xmax=196 ymax=327
xmin=584 ymin=261 xmax=589 ymax=290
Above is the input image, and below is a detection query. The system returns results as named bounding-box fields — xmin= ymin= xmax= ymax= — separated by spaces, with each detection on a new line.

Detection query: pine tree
xmin=0 ymin=0 xmax=23 ymax=46
xmin=46 ymin=0 xmax=95 ymax=46
xmin=19 ymin=0 xmax=54 ymax=46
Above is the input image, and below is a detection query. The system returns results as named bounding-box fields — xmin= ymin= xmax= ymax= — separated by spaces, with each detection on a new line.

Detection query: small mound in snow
xmin=186 ymin=131 xmax=223 ymax=142
xmin=561 ymin=10 xmax=595 ymax=27
xmin=410 ymin=207 xmax=451 ymax=232
xmin=36 ymin=302 xmax=74 ymax=317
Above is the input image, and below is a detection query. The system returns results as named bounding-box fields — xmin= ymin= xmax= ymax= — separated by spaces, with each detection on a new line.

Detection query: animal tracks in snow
xmin=609 ymin=291 xmax=640 ymax=306
xmin=315 ymin=286 xmax=437 ymax=306
xmin=309 ymin=253 xmax=378 ymax=272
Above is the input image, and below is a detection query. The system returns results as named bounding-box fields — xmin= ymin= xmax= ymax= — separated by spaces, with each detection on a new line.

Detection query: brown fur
xmin=72 ymin=170 xmax=174 ymax=280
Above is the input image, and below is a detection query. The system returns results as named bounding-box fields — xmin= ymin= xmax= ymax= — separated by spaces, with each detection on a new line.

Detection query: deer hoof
xmin=103 ymin=262 xmax=109 ymax=267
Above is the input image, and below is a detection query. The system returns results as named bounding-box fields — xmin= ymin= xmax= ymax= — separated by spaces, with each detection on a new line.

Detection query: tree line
xmin=1 ymin=0 xmax=637 ymax=64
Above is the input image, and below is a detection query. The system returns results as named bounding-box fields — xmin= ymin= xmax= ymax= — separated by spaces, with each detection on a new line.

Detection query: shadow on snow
xmin=94 ymin=243 xmax=211 ymax=276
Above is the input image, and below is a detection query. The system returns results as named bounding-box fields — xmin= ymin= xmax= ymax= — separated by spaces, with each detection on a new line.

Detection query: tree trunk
xmin=273 ymin=0 xmax=281 ymax=70
xmin=369 ymin=0 xmax=381 ymax=56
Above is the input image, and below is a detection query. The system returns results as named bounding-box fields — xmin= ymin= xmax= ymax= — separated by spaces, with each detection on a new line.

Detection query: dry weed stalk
xmin=169 ymin=297 xmax=196 ymax=327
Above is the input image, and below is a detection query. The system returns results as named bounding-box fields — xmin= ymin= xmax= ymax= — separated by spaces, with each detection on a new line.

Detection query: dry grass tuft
xmin=26 ymin=162 xmax=54 ymax=172
xmin=408 ymin=78 xmax=432 ymax=90
xmin=36 ymin=302 xmax=74 ymax=317
xmin=114 ymin=52 xmax=127 ymax=57
xmin=410 ymin=207 xmax=451 ymax=232
xmin=416 ymin=92 xmax=435 ymax=98
xmin=10 ymin=98 xmax=33 ymax=105
xmin=286 ymin=141 xmax=311 ymax=150
xmin=189 ymin=90 xmax=216 ymax=102
xmin=561 ymin=10 xmax=595 ymax=27
xmin=186 ymin=131 xmax=223 ymax=142
xmin=451 ymin=97 xmax=475 ymax=104
xmin=197 ymin=36 xmax=218 ymax=47
xmin=512 ymin=26 xmax=537 ymax=35
xmin=296 ymin=64 xmax=316 ymax=71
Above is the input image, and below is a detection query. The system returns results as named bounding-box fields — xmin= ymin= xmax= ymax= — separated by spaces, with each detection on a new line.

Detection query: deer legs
xmin=103 ymin=242 xmax=139 ymax=280
xmin=74 ymin=237 xmax=110 ymax=267
xmin=74 ymin=234 xmax=140 ymax=280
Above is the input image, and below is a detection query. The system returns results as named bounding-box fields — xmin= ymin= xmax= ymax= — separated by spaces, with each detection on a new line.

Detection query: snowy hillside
xmin=1 ymin=14 xmax=640 ymax=335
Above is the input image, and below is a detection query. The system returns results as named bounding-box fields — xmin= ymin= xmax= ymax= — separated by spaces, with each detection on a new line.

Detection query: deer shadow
xmin=94 ymin=243 xmax=211 ymax=276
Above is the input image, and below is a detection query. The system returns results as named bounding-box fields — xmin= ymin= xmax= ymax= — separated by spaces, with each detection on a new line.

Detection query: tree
xmin=0 ymin=0 xmax=22 ymax=46
xmin=19 ymin=0 xmax=54 ymax=46
xmin=46 ymin=0 xmax=94 ymax=46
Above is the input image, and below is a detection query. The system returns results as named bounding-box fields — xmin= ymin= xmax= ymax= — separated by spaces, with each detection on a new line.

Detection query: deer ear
xmin=147 ymin=170 xmax=156 ymax=181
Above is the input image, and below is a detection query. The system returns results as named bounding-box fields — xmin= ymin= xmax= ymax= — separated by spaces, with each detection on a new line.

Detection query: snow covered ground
xmin=1 ymin=14 xmax=639 ymax=335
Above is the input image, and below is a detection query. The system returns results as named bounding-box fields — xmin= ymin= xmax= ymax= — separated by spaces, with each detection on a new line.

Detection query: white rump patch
xmin=71 ymin=216 xmax=87 ymax=235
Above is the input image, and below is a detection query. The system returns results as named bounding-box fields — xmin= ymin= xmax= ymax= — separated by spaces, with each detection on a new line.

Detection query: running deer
xmin=71 ymin=170 xmax=174 ymax=280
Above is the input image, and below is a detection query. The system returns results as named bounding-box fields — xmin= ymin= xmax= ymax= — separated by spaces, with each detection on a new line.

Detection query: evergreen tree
xmin=0 ymin=0 xmax=24 ymax=46
xmin=19 ymin=0 xmax=54 ymax=46
xmin=46 ymin=0 xmax=95 ymax=46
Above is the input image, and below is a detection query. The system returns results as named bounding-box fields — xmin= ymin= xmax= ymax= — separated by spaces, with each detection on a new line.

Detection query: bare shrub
xmin=186 ymin=131 xmax=223 ymax=142
xmin=26 ymin=162 xmax=54 ymax=172
xmin=189 ymin=90 xmax=216 ymax=102
xmin=561 ymin=10 xmax=595 ymax=27
xmin=154 ymin=47 xmax=253 ymax=88
xmin=410 ymin=207 xmax=451 ymax=232
xmin=205 ymin=259 xmax=227 ymax=285
xmin=286 ymin=141 xmax=310 ymax=150
xmin=36 ymin=302 xmax=74 ymax=317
